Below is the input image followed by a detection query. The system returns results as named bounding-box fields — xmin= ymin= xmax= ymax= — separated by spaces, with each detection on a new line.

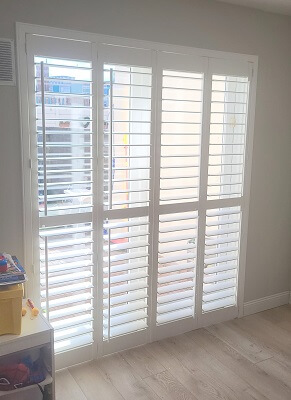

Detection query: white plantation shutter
xmin=99 ymin=45 xmax=154 ymax=353
xmin=157 ymin=211 xmax=198 ymax=325
xmin=103 ymin=216 xmax=149 ymax=339
xmin=208 ymin=74 xmax=249 ymax=200
xmin=159 ymin=65 xmax=204 ymax=205
xmin=26 ymin=35 xmax=96 ymax=365
xmin=103 ymin=63 xmax=152 ymax=209
xmin=154 ymin=53 xmax=206 ymax=338
xmin=200 ymin=59 xmax=251 ymax=323
xmin=23 ymin=33 xmax=255 ymax=365
xmin=203 ymin=207 xmax=241 ymax=313
xmin=39 ymin=223 xmax=93 ymax=352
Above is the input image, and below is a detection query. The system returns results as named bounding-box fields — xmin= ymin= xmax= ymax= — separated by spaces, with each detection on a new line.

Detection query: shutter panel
xmin=103 ymin=216 xmax=149 ymax=339
xmin=201 ymin=64 xmax=250 ymax=323
xmin=100 ymin=45 xmax=153 ymax=351
xmin=34 ymin=53 xmax=94 ymax=355
xmin=35 ymin=56 xmax=93 ymax=216
xmin=202 ymin=207 xmax=241 ymax=313
xmin=160 ymin=69 xmax=203 ymax=204
xmin=157 ymin=211 xmax=198 ymax=324
xmin=155 ymin=53 xmax=206 ymax=337
xmin=207 ymin=74 xmax=249 ymax=200
xmin=103 ymin=64 xmax=152 ymax=209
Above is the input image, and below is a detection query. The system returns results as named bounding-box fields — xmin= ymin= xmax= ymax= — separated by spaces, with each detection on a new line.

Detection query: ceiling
xmin=214 ymin=0 xmax=291 ymax=16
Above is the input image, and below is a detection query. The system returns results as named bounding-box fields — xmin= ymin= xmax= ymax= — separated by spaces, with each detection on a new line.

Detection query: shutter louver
xmin=157 ymin=211 xmax=198 ymax=324
xmin=103 ymin=216 xmax=149 ymax=339
xmin=208 ymin=75 xmax=249 ymax=200
xmin=202 ymin=207 xmax=241 ymax=313
xmin=160 ymin=70 xmax=203 ymax=204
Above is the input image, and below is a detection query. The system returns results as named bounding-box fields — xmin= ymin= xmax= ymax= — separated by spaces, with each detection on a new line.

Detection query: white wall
xmin=0 ymin=0 xmax=290 ymax=303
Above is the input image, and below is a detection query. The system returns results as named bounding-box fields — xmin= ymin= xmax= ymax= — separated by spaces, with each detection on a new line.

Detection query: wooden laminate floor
xmin=56 ymin=305 xmax=291 ymax=400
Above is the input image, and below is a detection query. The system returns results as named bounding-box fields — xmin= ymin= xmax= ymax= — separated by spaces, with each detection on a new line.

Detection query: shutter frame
xmin=21 ymin=30 xmax=256 ymax=363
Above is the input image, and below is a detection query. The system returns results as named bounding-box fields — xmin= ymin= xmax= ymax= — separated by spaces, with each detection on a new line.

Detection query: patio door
xmin=23 ymin=32 xmax=254 ymax=368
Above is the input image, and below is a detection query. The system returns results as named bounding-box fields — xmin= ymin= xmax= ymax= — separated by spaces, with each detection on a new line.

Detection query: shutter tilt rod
xmin=44 ymin=236 xmax=50 ymax=319
xmin=109 ymin=68 xmax=113 ymax=209
xmin=40 ymin=62 xmax=48 ymax=215
xmin=107 ymin=228 xmax=111 ymax=341
xmin=41 ymin=63 xmax=49 ymax=320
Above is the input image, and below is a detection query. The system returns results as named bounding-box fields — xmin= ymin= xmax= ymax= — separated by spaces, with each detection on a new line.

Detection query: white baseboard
xmin=243 ymin=291 xmax=290 ymax=316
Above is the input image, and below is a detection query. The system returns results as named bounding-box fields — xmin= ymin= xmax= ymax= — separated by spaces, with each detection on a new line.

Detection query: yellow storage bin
xmin=0 ymin=284 xmax=23 ymax=335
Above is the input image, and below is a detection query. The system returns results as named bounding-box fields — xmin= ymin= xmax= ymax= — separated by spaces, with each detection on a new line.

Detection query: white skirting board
xmin=243 ymin=291 xmax=290 ymax=316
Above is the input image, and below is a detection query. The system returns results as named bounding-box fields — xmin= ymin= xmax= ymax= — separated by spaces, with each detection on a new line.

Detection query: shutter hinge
xmin=28 ymin=158 xmax=32 ymax=169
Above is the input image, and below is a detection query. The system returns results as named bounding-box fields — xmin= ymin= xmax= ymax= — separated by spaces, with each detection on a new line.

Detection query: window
xmin=20 ymin=29 xmax=256 ymax=369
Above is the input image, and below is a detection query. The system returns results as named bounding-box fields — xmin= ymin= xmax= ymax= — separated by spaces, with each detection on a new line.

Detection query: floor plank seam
xmin=254 ymin=355 xmax=274 ymax=365
xmin=67 ymin=368 xmax=90 ymax=400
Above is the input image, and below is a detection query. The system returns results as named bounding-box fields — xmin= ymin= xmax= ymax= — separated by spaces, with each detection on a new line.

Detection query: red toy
xmin=0 ymin=363 xmax=29 ymax=390
xmin=0 ymin=255 xmax=7 ymax=273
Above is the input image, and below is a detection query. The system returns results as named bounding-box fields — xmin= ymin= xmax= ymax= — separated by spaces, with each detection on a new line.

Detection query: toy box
xmin=0 ymin=284 xmax=23 ymax=335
